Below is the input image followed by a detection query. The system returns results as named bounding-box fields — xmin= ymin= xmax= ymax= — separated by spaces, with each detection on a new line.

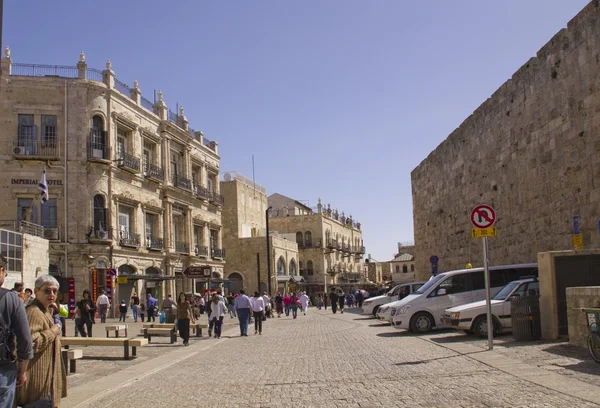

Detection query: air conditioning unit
xmin=12 ymin=146 xmax=26 ymax=155
xmin=96 ymin=230 xmax=109 ymax=240
xmin=43 ymin=228 xmax=59 ymax=240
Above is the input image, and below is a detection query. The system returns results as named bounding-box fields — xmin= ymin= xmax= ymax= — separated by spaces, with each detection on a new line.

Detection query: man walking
xmin=227 ymin=293 xmax=235 ymax=318
xmin=96 ymin=289 xmax=110 ymax=323
xmin=338 ymin=291 xmax=345 ymax=314
xmin=329 ymin=289 xmax=339 ymax=314
xmin=130 ymin=292 xmax=140 ymax=322
xmin=233 ymin=289 xmax=252 ymax=336
xmin=299 ymin=292 xmax=310 ymax=315
xmin=146 ymin=293 xmax=157 ymax=322
xmin=0 ymin=257 xmax=33 ymax=408
xmin=161 ymin=294 xmax=176 ymax=311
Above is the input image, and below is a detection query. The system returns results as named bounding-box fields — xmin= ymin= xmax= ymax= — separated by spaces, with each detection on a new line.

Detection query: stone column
xmin=102 ymin=60 xmax=115 ymax=89
xmin=154 ymin=90 xmax=168 ymax=121
xmin=203 ymin=222 xmax=210 ymax=253
xmin=186 ymin=208 xmax=193 ymax=255
xmin=200 ymin=163 xmax=207 ymax=188
xmin=184 ymin=146 xmax=192 ymax=180
xmin=162 ymin=135 xmax=171 ymax=185
xmin=77 ymin=51 xmax=87 ymax=79
xmin=177 ymin=106 xmax=189 ymax=131
xmin=130 ymin=80 xmax=141 ymax=106
xmin=1 ymin=46 xmax=12 ymax=76
xmin=218 ymin=226 xmax=223 ymax=252
xmin=164 ymin=202 xmax=173 ymax=251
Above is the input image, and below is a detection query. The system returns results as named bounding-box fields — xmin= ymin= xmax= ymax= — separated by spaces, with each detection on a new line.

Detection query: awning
xmin=276 ymin=275 xmax=306 ymax=283
xmin=121 ymin=274 xmax=175 ymax=281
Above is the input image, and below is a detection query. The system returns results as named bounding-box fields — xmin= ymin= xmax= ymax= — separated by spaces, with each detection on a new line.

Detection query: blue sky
xmin=4 ymin=0 xmax=590 ymax=261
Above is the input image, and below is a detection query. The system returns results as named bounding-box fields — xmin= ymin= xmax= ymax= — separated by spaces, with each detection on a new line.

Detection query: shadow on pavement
xmin=369 ymin=323 xmax=392 ymax=327
xmin=353 ymin=317 xmax=374 ymax=321
xmin=377 ymin=330 xmax=413 ymax=338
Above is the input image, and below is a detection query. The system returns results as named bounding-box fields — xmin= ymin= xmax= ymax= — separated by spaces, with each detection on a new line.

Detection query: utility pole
xmin=266 ymin=206 xmax=272 ymax=295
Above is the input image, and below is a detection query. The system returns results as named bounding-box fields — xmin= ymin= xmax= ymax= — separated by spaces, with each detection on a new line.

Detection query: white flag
xmin=39 ymin=169 xmax=49 ymax=203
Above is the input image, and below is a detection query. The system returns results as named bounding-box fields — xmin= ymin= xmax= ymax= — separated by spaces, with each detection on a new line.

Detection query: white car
xmin=376 ymin=302 xmax=395 ymax=322
xmin=441 ymin=278 xmax=539 ymax=337
xmin=361 ymin=282 xmax=425 ymax=316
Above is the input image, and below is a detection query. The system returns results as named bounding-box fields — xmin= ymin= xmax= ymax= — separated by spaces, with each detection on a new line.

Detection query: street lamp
xmin=265 ymin=206 xmax=272 ymax=295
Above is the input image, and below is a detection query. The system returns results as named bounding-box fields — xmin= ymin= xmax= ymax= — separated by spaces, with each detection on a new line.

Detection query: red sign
xmin=68 ymin=278 xmax=75 ymax=316
xmin=106 ymin=272 xmax=113 ymax=303
xmin=91 ymin=269 xmax=98 ymax=302
xmin=470 ymin=205 xmax=496 ymax=229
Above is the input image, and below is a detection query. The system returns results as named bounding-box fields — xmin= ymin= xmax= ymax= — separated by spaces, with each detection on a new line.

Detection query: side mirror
xmin=437 ymin=288 xmax=447 ymax=296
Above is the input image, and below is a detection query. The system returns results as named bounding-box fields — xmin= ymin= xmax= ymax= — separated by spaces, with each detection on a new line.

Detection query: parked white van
xmin=390 ymin=263 xmax=538 ymax=334
xmin=361 ymin=282 xmax=425 ymax=316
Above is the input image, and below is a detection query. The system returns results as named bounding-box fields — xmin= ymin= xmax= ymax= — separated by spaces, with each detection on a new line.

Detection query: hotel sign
xmin=11 ymin=179 xmax=63 ymax=186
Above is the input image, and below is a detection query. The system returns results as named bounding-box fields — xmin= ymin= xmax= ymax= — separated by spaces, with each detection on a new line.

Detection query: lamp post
xmin=266 ymin=206 xmax=272 ymax=295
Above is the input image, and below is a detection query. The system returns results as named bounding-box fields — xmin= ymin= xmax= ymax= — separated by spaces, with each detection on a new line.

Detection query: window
xmin=90 ymin=116 xmax=106 ymax=159
xmin=0 ymin=230 xmax=22 ymax=273
xmin=145 ymin=213 xmax=155 ymax=240
xmin=18 ymin=114 xmax=35 ymax=144
xmin=411 ymin=264 xmax=415 ymax=272
xmin=170 ymin=152 xmax=181 ymax=177
xmin=402 ymin=265 xmax=408 ymax=273
xmin=117 ymin=128 xmax=128 ymax=159
xmin=289 ymin=260 xmax=297 ymax=276
xmin=470 ymin=271 xmax=485 ymax=291
xmin=395 ymin=265 xmax=400 ymax=273
xmin=143 ymin=142 xmax=156 ymax=173
xmin=277 ymin=258 xmax=286 ymax=276
xmin=41 ymin=115 xmax=57 ymax=147
xmin=304 ymin=231 xmax=312 ymax=248
xmin=118 ymin=205 xmax=134 ymax=238
xmin=306 ymin=260 xmax=314 ymax=275
xmin=92 ymin=195 xmax=107 ymax=237
xmin=207 ymin=175 xmax=214 ymax=193
xmin=296 ymin=232 xmax=303 ymax=246
xmin=193 ymin=225 xmax=202 ymax=254
xmin=41 ymin=198 xmax=57 ymax=228
xmin=210 ymin=229 xmax=218 ymax=251
xmin=299 ymin=261 xmax=304 ymax=273
xmin=437 ymin=274 xmax=468 ymax=295
xmin=17 ymin=198 xmax=37 ymax=224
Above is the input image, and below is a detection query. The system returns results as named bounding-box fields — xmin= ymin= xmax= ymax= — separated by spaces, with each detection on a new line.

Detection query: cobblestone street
xmin=63 ymin=308 xmax=600 ymax=408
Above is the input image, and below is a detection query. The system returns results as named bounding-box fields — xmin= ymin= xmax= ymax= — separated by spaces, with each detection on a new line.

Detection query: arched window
xmin=92 ymin=194 xmax=108 ymax=239
xmin=306 ymin=261 xmax=314 ymax=276
xmin=277 ymin=257 xmax=286 ymax=276
xmin=90 ymin=115 xmax=107 ymax=159
xmin=395 ymin=265 xmax=400 ymax=273
xmin=402 ymin=265 xmax=408 ymax=273
xmin=228 ymin=272 xmax=244 ymax=294
xmin=119 ymin=265 xmax=135 ymax=275
xmin=299 ymin=260 xmax=304 ymax=273
xmin=289 ymin=259 xmax=297 ymax=276
xmin=304 ymin=231 xmax=312 ymax=248
xmin=411 ymin=264 xmax=415 ymax=272
xmin=296 ymin=232 xmax=303 ymax=247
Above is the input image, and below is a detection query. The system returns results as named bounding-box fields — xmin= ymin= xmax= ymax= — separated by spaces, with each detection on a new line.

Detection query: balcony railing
xmin=146 ymin=236 xmax=163 ymax=251
xmin=195 ymin=185 xmax=211 ymax=201
xmin=19 ymin=220 xmax=43 ymax=238
xmin=88 ymin=140 xmax=108 ymax=161
xmin=212 ymin=248 xmax=225 ymax=259
xmin=358 ymin=246 xmax=366 ymax=254
xmin=120 ymin=231 xmax=140 ymax=248
xmin=172 ymin=174 xmax=192 ymax=191
xmin=326 ymin=240 xmax=336 ymax=249
xmin=117 ymin=152 xmax=140 ymax=173
xmin=340 ymin=272 xmax=362 ymax=282
xmin=144 ymin=163 xmax=164 ymax=181
xmin=326 ymin=267 xmax=339 ymax=275
xmin=175 ymin=241 xmax=189 ymax=254
xmin=11 ymin=63 xmax=78 ymax=78
xmin=209 ymin=192 xmax=224 ymax=206
xmin=13 ymin=140 xmax=60 ymax=160
xmin=195 ymin=245 xmax=209 ymax=257
xmin=296 ymin=242 xmax=304 ymax=249
xmin=90 ymin=229 xmax=111 ymax=241
xmin=301 ymin=275 xmax=319 ymax=283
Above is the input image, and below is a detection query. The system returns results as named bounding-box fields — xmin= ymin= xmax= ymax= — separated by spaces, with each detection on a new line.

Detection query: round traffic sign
xmin=470 ymin=205 xmax=496 ymax=228
xmin=429 ymin=255 xmax=439 ymax=264
xmin=383 ymin=275 xmax=388 ymax=281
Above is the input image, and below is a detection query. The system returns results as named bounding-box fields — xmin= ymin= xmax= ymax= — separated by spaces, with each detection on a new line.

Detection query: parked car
xmin=390 ymin=263 xmax=538 ymax=334
xmin=441 ymin=277 xmax=539 ymax=337
xmin=376 ymin=302 xmax=395 ymax=323
xmin=361 ymin=282 xmax=425 ymax=316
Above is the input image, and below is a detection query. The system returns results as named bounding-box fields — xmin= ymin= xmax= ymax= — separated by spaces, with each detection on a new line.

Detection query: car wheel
xmin=410 ymin=312 xmax=434 ymax=334
xmin=473 ymin=316 xmax=496 ymax=338
xmin=372 ymin=306 xmax=380 ymax=317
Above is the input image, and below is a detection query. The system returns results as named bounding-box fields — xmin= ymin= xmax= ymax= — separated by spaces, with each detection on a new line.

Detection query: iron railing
xmin=172 ymin=174 xmax=192 ymax=190
xmin=114 ymin=77 xmax=130 ymax=95
xmin=144 ymin=163 xmax=164 ymax=181
xmin=209 ymin=192 xmax=224 ymax=206
xmin=175 ymin=241 xmax=189 ymax=253
xmin=140 ymin=96 xmax=154 ymax=112
xmin=11 ymin=63 xmax=78 ymax=78
xmin=13 ymin=140 xmax=60 ymax=159
xmin=117 ymin=151 xmax=140 ymax=173
xmin=120 ymin=231 xmax=140 ymax=247
xmin=88 ymin=140 xmax=108 ymax=161
xmin=195 ymin=185 xmax=211 ymax=200
xmin=86 ymin=68 xmax=103 ymax=82
xmin=19 ymin=220 xmax=43 ymax=238
xmin=212 ymin=248 xmax=225 ymax=259
xmin=90 ymin=229 xmax=111 ymax=241
xmin=168 ymin=110 xmax=178 ymax=124
xmin=146 ymin=236 xmax=163 ymax=251
xmin=195 ymin=245 xmax=208 ymax=257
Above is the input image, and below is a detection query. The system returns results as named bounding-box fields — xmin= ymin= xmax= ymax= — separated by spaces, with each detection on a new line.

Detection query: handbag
xmin=22 ymin=337 xmax=55 ymax=408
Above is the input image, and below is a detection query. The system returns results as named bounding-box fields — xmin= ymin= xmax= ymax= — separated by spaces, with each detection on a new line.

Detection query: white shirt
xmin=209 ymin=300 xmax=227 ymax=320
xmin=250 ymin=296 xmax=265 ymax=312
xmin=97 ymin=294 xmax=110 ymax=306
xmin=262 ymin=295 xmax=270 ymax=309
xmin=299 ymin=294 xmax=310 ymax=306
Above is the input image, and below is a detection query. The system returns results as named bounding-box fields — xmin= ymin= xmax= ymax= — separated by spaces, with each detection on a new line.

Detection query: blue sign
xmin=574 ymin=216 xmax=581 ymax=235
xmin=430 ymin=255 xmax=439 ymax=264
xmin=431 ymin=263 xmax=438 ymax=276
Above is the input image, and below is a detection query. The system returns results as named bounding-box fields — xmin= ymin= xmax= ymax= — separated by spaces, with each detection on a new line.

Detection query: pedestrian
xmin=355 ymin=291 xmax=364 ymax=308
xmin=119 ymin=300 xmax=127 ymax=322
xmin=329 ymin=289 xmax=339 ymax=314
xmin=140 ymin=303 xmax=146 ymax=322
xmin=177 ymin=292 xmax=194 ymax=346
xmin=346 ymin=293 xmax=354 ymax=307
xmin=262 ymin=292 xmax=271 ymax=319
xmin=73 ymin=308 xmax=82 ymax=337
xmin=16 ymin=274 xmax=66 ymax=408
xmin=146 ymin=293 xmax=157 ymax=322
xmin=250 ymin=291 xmax=265 ymax=335
xmin=12 ymin=282 xmax=28 ymax=304
xmin=338 ymin=291 xmax=345 ymax=314
xmin=208 ymin=293 xmax=227 ymax=339
xmin=161 ymin=294 xmax=176 ymax=311
xmin=283 ymin=293 xmax=291 ymax=317
xmin=323 ymin=292 xmax=328 ymax=310
xmin=198 ymin=295 xmax=206 ymax=314
xmin=24 ymin=288 xmax=34 ymax=306
xmin=274 ymin=292 xmax=283 ymax=317
xmin=227 ymin=292 xmax=235 ymax=318
xmin=0 ymin=256 xmax=33 ymax=408
xmin=233 ymin=289 xmax=252 ymax=337
xmin=299 ymin=292 xmax=310 ymax=315
xmin=96 ymin=289 xmax=110 ymax=323
xmin=76 ymin=289 xmax=95 ymax=337
xmin=130 ymin=292 xmax=140 ymax=322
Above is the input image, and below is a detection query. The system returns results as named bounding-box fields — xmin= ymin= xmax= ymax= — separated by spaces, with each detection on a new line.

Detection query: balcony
xmin=301 ymin=275 xmax=319 ymax=284
xmin=120 ymin=231 xmax=140 ymax=248
xmin=13 ymin=140 xmax=60 ymax=160
xmin=172 ymin=174 xmax=192 ymax=191
xmin=358 ymin=246 xmax=366 ymax=254
xmin=195 ymin=185 xmax=211 ymax=201
xmin=212 ymin=248 xmax=225 ymax=259
xmin=146 ymin=236 xmax=163 ymax=251
xmin=340 ymin=272 xmax=362 ymax=282
xmin=326 ymin=240 xmax=336 ymax=249
xmin=88 ymin=140 xmax=109 ymax=162
xmin=175 ymin=241 xmax=189 ymax=254
xmin=19 ymin=220 xmax=44 ymax=238
xmin=195 ymin=245 xmax=209 ymax=257
xmin=326 ymin=267 xmax=339 ymax=276
xmin=89 ymin=229 xmax=111 ymax=242
xmin=117 ymin=152 xmax=140 ymax=174
xmin=144 ymin=163 xmax=164 ymax=182
xmin=43 ymin=227 xmax=60 ymax=241
xmin=209 ymin=192 xmax=224 ymax=206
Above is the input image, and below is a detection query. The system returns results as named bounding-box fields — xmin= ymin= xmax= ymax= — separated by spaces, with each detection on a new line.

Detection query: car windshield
xmin=492 ymin=281 xmax=521 ymax=300
xmin=387 ymin=286 xmax=399 ymax=296
xmin=414 ymin=274 xmax=446 ymax=295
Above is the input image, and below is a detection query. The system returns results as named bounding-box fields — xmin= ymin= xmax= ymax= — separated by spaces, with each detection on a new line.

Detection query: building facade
xmin=268 ymin=195 xmax=366 ymax=294
xmin=0 ymin=49 xmax=224 ymax=310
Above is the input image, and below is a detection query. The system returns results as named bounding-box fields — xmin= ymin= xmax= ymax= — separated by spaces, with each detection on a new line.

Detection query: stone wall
xmin=22 ymin=233 xmax=49 ymax=290
xmin=566 ymin=286 xmax=600 ymax=348
xmin=411 ymin=1 xmax=600 ymax=281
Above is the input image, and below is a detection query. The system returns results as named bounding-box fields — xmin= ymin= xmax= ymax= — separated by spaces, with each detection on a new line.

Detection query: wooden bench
xmin=105 ymin=324 xmax=128 ymax=338
xmin=61 ymin=337 xmax=148 ymax=360
xmin=144 ymin=327 xmax=177 ymax=344
xmin=61 ymin=349 xmax=82 ymax=375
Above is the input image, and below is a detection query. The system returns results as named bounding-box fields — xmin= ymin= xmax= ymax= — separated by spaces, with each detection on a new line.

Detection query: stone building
xmin=267 ymin=194 xmax=366 ymax=294
xmin=411 ymin=2 xmax=600 ymax=281
xmin=0 ymin=226 xmax=49 ymax=292
xmin=0 ymin=49 xmax=224 ymax=310
xmin=220 ymin=172 xmax=299 ymax=295
xmin=389 ymin=252 xmax=417 ymax=284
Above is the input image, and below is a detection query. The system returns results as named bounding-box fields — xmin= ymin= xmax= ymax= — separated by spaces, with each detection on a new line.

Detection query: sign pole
xmin=483 ymin=237 xmax=493 ymax=350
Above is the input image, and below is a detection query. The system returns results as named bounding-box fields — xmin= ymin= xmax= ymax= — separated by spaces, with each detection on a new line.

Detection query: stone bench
xmin=191 ymin=323 xmax=208 ymax=337
xmin=105 ymin=324 xmax=128 ymax=338
xmin=61 ymin=337 xmax=148 ymax=360
xmin=61 ymin=349 xmax=83 ymax=375
xmin=141 ymin=322 xmax=208 ymax=337
xmin=144 ymin=327 xmax=177 ymax=344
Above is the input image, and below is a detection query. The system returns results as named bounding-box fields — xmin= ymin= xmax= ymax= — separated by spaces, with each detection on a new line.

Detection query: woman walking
xmin=289 ymin=292 xmax=299 ymax=319
xmin=208 ymin=293 xmax=227 ymax=339
xmin=250 ymin=291 xmax=265 ymax=335
xmin=76 ymin=289 xmax=95 ymax=337
xmin=274 ymin=292 xmax=284 ymax=317
xmin=283 ymin=293 xmax=291 ymax=317
xmin=16 ymin=275 xmax=67 ymax=407
xmin=177 ymin=292 xmax=194 ymax=346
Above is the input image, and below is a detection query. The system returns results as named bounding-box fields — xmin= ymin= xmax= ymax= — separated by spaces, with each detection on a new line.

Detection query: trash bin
xmin=511 ymin=295 xmax=541 ymax=341
xmin=163 ymin=308 xmax=176 ymax=323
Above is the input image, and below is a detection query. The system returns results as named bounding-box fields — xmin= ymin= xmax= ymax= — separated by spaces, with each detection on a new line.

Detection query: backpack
xmin=0 ymin=288 xmax=14 ymax=363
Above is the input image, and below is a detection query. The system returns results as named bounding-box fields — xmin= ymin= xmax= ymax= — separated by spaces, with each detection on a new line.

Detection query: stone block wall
xmin=566 ymin=286 xmax=600 ymax=348
xmin=411 ymin=1 xmax=600 ymax=281
xmin=22 ymin=233 xmax=49 ymax=290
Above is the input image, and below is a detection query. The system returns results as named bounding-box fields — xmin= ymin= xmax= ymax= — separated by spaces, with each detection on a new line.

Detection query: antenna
xmin=252 ymin=155 xmax=256 ymax=198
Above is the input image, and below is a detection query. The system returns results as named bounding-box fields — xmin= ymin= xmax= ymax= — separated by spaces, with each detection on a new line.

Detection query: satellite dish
xmin=224 ymin=173 xmax=232 ymax=181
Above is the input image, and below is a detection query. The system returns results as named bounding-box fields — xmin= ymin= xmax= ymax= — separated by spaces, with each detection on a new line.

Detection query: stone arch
xmin=145 ymin=266 xmax=161 ymax=275
xmin=119 ymin=264 xmax=137 ymax=275
xmin=277 ymin=257 xmax=286 ymax=276
xmin=289 ymin=259 xmax=297 ymax=276
xmin=228 ymin=272 xmax=243 ymax=294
